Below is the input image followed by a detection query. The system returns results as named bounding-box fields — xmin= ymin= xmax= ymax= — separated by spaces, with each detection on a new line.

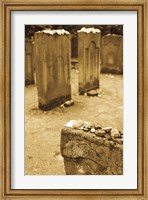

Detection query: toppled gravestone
xmin=61 ymin=121 xmax=123 ymax=175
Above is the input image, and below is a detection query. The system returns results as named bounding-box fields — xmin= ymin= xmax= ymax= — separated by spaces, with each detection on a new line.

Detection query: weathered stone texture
xmin=101 ymin=34 xmax=123 ymax=74
xmin=25 ymin=39 xmax=34 ymax=85
xmin=78 ymin=28 xmax=101 ymax=94
xmin=34 ymin=30 xmax=71 ymax=110
xmin=61 ymin=127 xmax=123 ymax=175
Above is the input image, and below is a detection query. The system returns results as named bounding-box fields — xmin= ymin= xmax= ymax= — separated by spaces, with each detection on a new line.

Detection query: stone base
xmin=61 ymin=127 xmax=123 ymax=175
xmin=79 ymin=79 xmax=99 ymax=95
xmin=39 ymin=95 xmax=71 ymax=111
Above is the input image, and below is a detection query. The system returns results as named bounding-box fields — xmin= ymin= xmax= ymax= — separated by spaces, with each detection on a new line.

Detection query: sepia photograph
xmin=25 ymin=24 xmax=123 ymax=175
xmin=1 ymin=1 xmax=147 ymax=197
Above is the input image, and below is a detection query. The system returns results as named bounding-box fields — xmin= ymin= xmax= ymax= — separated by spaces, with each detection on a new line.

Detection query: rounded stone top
xmin=78 ymin=27 xmax=101 ymax=34
xmin=36 ymin=29 xmax=70 ymax=35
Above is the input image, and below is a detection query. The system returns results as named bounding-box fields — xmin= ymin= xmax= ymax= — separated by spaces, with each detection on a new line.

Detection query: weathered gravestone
xmin=25 ymin=39 xmax=34 ymax=85
xmin=34 ymin=29 xmax=71 ymax=110
xmin=78 ymin=28 xmax=101 ymax=94
xmin=61 ymin=127 xmax=123 ymax=175
xmin=101 ymin=34 xmax=123 ymax=74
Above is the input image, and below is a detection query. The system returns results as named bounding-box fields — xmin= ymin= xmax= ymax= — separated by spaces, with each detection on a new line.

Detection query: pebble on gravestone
xmin=111 ymin=129 xmax=121 ymax=138
xmin=116 ymin=139 xmax=123 ymax=144
xmin=83 ymin=127 xmax=90 ymax=132
xmin=72 ymin=120 xmax=85 ymax=129
xmin=83 ymin=122 xmax=92 ymax=130
xmin=95 ymin=130 xmax=106 ymax=137
xmin=105 ymin=133 xmax=112 ymax=140
xmin=114 ymin=133 xmax=121 ymax=138
xmin=90 ymin=128 xmax=95 ymax=133
xmin=109 ymin=140 xmax=115 ymax=146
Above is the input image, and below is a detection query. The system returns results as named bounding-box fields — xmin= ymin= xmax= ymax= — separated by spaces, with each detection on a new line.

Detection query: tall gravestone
xmin=101 ymin=34 xmax=123 ymax=74
xmin=78 ymin=28 xmax=101 ymax=94
xmin=34 ymin=29 xmax=71 ymax=110
xmin=25 ymin=39 xmax=34 ymax=85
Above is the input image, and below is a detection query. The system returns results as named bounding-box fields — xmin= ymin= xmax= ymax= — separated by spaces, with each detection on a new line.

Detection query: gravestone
xmin=61 ymin=127 xmax=123 ymax=175
xmin=101 ymin=34 xmax=123 ymax=74
xmin=78 ymin=28 xmax=101 ymax=94
xmin=25 ymin=39 xmax=34 ymax=85
xmin=34 ymin=29 xmax=71 ymax=110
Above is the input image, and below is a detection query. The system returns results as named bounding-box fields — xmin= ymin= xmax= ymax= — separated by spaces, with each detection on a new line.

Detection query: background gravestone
xmin=25 ymin=39 xmax=34 ymax=85
xmin=78 ymin=28 xmax=101 ymax=94
xmin=101 ymin=34 xmax=123 ymax=74
xmin=34 ymin=29 xmax=71 ymax=110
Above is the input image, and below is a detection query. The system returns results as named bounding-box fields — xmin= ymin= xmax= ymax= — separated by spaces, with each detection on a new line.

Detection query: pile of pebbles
xmin=72 ymin=120 xmax=123 ymax=144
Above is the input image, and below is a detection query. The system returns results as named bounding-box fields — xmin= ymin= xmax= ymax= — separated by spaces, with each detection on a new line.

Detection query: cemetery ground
xmin=25 ymin=69 xmax=123 ymax=175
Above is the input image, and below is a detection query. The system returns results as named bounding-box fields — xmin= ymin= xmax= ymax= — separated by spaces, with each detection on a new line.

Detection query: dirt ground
xmin=25 ymin=69 xmax=123 ymax=175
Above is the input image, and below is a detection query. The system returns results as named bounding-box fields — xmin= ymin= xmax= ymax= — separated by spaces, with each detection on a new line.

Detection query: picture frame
xmin=0 ymin=0 xmax=148 ymax=199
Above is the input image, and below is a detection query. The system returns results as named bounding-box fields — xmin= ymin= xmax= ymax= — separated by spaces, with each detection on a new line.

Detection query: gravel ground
xmin=25 ymin=69 xmax=123 ymax=175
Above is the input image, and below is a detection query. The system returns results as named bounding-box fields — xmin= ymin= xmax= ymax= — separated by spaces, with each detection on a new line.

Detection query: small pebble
xmin=90 ymin=128 xmax=95 ymax=133
xmin=116 ymin=139 xmax=123 ymax=144
xmin=87 ymin=90 xmax=98 ymax=97
xmin=84 ymin=122 xmax=92 ymax=129
xmin=105 ymin=133 xmax=112 ymax=140
xmin=83 ymin=127 xmax=89 ymax=132
xmin=111 ymin=129 xmax=120 ymax=138
xmin=73 ymin=120 xmax=85 ymax=129
xmin=109 ymin=141 xmax=115 ymax=146
xmin=114 ymin=133 xmax=121 ymax=138
xmin=98 ymin=94 xmax=102 ymax=97
xmin=64 ymin=100 xmax=74 ymax=107
xmin=60 ymin=104 xmax=64 ymax=108
xmin=95 ymin=130 xmax=106 ymax=137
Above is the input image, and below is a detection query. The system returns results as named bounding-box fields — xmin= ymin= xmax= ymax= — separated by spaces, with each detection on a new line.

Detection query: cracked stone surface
xmin=61 ymin=127 xmax=123 ymax=175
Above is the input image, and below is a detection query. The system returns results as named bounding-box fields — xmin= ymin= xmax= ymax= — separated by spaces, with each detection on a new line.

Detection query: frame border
xmin=0 ymin=0 xmax=147 ymax=199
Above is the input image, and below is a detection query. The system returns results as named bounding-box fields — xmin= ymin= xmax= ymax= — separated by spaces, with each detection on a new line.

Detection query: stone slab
xmin=34 ymin=30 xmax=71 ymax=110
xmin=101 ymin=34 xmax=123 ymax=74
xmin=78 ymin=28 xmax=101 ymax=94
xmin=61 ymin=127 xmax=123 ymax=175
